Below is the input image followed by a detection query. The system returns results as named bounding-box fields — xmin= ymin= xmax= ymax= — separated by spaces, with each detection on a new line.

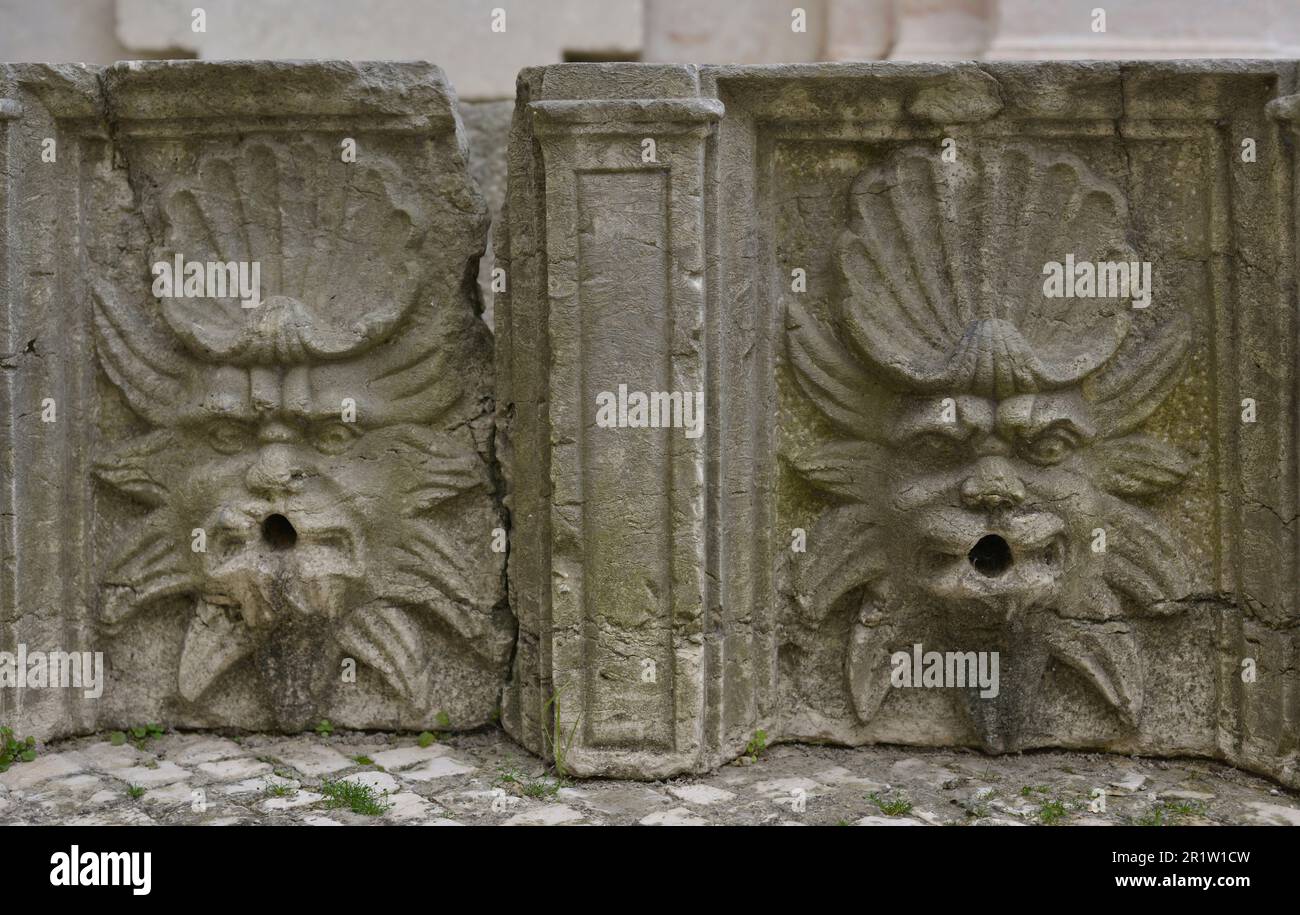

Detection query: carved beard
xmin=850 ymin=586 xmax=1142 ymax=753
xmin=95 ymin=421 xmax=510 ymax=730
xmin=827 ymin=447 xmax=1181 ymax=751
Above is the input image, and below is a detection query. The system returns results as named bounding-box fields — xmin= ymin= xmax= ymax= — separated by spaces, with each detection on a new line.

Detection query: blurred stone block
xmin=114 ymin=0 xmax=644 ymax=99
xmin=986 ymin=0 xmax=1287 ymax=59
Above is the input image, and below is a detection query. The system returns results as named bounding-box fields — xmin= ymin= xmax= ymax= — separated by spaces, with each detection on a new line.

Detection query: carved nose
xmin=245 ymin=445 xmax=303 ymax=497
xmin=960 ymin=457 xmax=1025 ymax=511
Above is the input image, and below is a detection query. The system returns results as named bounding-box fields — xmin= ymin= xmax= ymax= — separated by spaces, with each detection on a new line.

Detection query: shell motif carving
xmin=152 ymin=141 xmax=428 ymax=364
xmin=91 ymin=138 xmax=509 ymax=729
xmin=785 ymin=146 xmax=1195 ymax=751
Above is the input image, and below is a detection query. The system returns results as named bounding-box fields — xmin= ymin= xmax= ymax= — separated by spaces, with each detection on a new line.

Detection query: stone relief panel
xmin=1 ymin=61 xmax=511 ymax=738
xmin=88 ymin=63 xmax=511 ymax=733
xmin=783 ymin=145 xmax=1196 ymax=752
xmin=501 ymin=62 xmax=1300 ymax=785
xmin=749 ymin=64 xmax=1295 ymax=785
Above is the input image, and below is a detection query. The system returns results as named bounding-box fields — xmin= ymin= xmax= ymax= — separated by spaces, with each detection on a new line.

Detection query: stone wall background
xmin=9 ymin=1 xmax=1300 ymax=89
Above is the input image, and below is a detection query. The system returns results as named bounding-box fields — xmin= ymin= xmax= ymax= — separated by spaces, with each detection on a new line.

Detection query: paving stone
xmin=384 ymin=792 xmax=438 ymax=822
xmin=197 ymin=758 xmax=273 ymax=781
xmin=140 ymin=781 xmax=199 ymax=807
xmin=503 ymin=804 xmax=586 ymax=826
xmin=113 ymin=762 xmax=190 ymax=788
xmin=557 ymin=785 xmax=671 ymax=819
xmin=1245 ymin=802 xmax=1300 ymax=826
xmin=340 ymin=772 xmax=400 ymax=795
xmin=0 ymin=753 xmax=85 ymax=790
xmin=368 ymin=745 xmax=450 ymax=771
xmin=667 ymin=784 xmax=736 ymax=806
xmin=752 ymin=776 xmax=825 ymax=799
xmin=262 ymin=791 xmax=324 ymax=812
xmin=1109 ymin=772 xmax=1149 ymax=794
xmin=266 ymin=741 xmax=356 ymax=778
xmin=640 ymin=807 xmax=709 ymax=826
xmin=855 ymin=815 xmax=925 ymax=826
xmin=46 ymin=773 xmax=104 ymax=795
xmin=161 ymin=736 xmax=247 ymax=766
xmin=815 ymin=766 xmax=887 ymax=791
xmin=1162 ymin=790 xmax=1216 ymax=802
xmin=888 ymin=759 xmax=960 ymax=791
xmin=223 ymin=774 xmax=296 ymax=796
xmin=78 ymin=742 xmax=150 ymax=772
xmin=69 ymin=807 xmax=156 ymax=825
xmin=398 ymin=756 xmax=476 ymax=782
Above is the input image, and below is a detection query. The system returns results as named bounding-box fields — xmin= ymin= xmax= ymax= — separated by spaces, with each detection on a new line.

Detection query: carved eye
xmin=1019 ymin=428 xmax=1079 ymax=465
xmin=207 ymin=419 xmax=253 ymax=455
xmin=311 ymin=421 xmax=358 ymax=455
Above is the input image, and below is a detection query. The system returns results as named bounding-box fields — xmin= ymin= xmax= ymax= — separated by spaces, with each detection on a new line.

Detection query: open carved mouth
xmin=261 ymin=513 xmax=297 ymax=550
xmin=966 ymin=532 xmax=1065 ymax=579
xmin=200 ymin=506 xmax=364 ymax=627
xmin=968 ymin=534 xmax=1012 ymax=577
xmin=212 ymin=512 xmax=355 ymax=559
xmin=917 ymin=518 xmax=1069 ymax=607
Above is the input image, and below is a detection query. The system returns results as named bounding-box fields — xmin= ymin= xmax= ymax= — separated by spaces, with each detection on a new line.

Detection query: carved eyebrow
xmin=888 ymin=411 xmax=979 ymax=444
xmin=194 ymin=395 xmax=257 ymax=423
xmin=279 ymin=403 xmax=371 ymax=426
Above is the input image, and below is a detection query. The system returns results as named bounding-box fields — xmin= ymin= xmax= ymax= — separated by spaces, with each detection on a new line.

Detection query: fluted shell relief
xmin=153 ymin=140 xmax=429 ymax=364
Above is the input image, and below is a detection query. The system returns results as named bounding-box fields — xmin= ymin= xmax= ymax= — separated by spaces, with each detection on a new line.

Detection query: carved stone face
xmin=783 ymin=146 xmax=1196 ymax=746
xmin=91 ymin=139 xmax=510 ymax=729
xmin=184 ymin=409 xmax=376 ymax=631
xmin=883 ymin=391 xmax=1098 ymax=622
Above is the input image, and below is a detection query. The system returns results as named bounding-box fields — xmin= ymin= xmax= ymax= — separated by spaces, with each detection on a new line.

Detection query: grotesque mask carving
xmin=786 ymin=147 xmax=1194 ymax=750
xmin=92 ymin=140 xmax=510 ymax=729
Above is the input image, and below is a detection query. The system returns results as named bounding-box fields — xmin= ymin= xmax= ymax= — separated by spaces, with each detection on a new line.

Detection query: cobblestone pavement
xmin=2 ymin=727 xmax=1298 ymax=825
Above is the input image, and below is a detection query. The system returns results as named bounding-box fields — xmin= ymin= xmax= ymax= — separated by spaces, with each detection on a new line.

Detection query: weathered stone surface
xmin=498 ymin=61 xmax=1300 ymax=787
xmin=1 ymin=61 xmax=510 ymax=738
xmin=460 ymin=99 xmax=513 ymax=329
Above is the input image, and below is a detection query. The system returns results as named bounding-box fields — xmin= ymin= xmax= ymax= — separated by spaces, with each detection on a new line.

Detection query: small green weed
xmin=318 ymin=778 xmax=390 ymax=815
xmin=868 ymin=791 xmax=914 ymax=817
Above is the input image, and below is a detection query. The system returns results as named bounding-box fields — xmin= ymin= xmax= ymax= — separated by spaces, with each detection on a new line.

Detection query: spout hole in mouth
xmin=968 ymin=534 xmax=1012 ymax=578
xmin=261 ymin=513 xmax=297 ymax=551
